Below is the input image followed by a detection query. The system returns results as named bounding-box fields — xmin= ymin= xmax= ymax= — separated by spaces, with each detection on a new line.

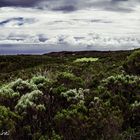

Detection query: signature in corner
xmin=0 ymin=130 xmax=9 ymax=136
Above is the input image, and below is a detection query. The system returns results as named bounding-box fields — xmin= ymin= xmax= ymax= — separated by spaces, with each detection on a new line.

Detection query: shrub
xmin=124 ymin=50 xmax=140 ymax=74
xmin=100 ymin=74 xmax=140 ymax=103
xmin=10 ymin=79 xmax=37 ymax=94
xmin=87 ymin=99 xmax=123 ymax=140
xmin=31 ymin=76 xmax=47 ymax=85
xmin=50 ymin=130 xmax=62 ymax=140
xmin=95 ymin=74 xmax=140 ymax=135
xmin=0 ymin=106 xmax=19 ymax=138
xmin=61 ymin=88 xmax=89 ymax=104
xmin=0 ymin=85 xmax=20 ymax=108
xmin=0 ymin=85 xmax=20 ymax=99
xmin=56 ymin=72 xmax=84 ymax=89
xmin=0 ymin=70 xmax=139 ymax=140
xmin=30 ymin=76 xmax=51 ymax=90
xmin=15 ymin=90 xmax=44 ymax=113
xmin=130 ymin=101 xmax=140 ymax=128
xmin=54 ymin=102 xmax=88 ymax=140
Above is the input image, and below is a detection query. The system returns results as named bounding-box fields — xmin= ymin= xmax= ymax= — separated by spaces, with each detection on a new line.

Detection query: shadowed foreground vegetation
xmin=0 ymin=50 xmax=140 ymax=140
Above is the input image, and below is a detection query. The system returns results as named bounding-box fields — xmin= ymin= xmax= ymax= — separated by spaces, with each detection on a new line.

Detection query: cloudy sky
xmin=0 ymin=0 xmax=140 ymax=53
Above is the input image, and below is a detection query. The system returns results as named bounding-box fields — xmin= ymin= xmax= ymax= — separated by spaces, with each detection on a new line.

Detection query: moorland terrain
xmin=0 ymin=49 xmax=140 ymax=140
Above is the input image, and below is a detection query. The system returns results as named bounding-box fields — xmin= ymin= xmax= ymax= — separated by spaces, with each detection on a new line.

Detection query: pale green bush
xmin=30 ymin=76 xmax=52 ymax=90
xmin=10 ymin=78 xmax=37 ymax=94
xmin=0 ymin=85 xmax=20 ymax=99
xmin=61 ymin=88 xmax=89 ymax=103
xmin=30 ymin=76 xmax=47 ymax=85
xmin=15 ymin=90 xmax=44 ymax=113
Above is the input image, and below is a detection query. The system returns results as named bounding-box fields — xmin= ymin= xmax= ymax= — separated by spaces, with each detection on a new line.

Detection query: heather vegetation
xmin=0 ymin=50 xmax=140 ymax=140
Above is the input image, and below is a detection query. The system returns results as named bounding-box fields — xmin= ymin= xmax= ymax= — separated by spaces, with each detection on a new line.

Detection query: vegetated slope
xmin=0 ymin=50 xmax=131 ymax=84
xmin=0 ymin=49 xmax=140 ymax=140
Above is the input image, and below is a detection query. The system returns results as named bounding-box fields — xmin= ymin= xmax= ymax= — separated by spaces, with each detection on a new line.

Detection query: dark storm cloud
xmin=4 ymin=0 xmax=43 ymax=7
xmin=112 ymin=0 xmax=128 ymax=2
xmin=0 ymin=17 xmax=24 ymax=26
xmin=53 ymin=5 xmax=77 ymax=12
xmin=0 ymin=17 xmax=36 ymax=27
xmin=0 ymin=0 xmax=78 ymax=12
xmin=0 ymin=0 xmax=37 ymax=7
xmin=0 ymin=0 xmax=139 ymax=12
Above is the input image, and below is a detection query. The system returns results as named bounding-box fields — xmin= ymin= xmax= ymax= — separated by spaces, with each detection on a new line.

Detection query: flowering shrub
xmin=10 ymin=78 xmax=37 ymax=94
xmin=15 ymin=90 xmax=44 ymax=113
xmin=0 ymin=85 xmax=20 ymax=99
xmin=31 ymin=76 xmax=47 ymax=85
xmin=0 ymin=72 xmax=139 ymax=139
xmin=0 ymin=85 xmax=20 ymax=108
xmin=61 ymin=88 xmax=89 ymax=103
xmin=30 ymin=76 xmax=51 ymax=90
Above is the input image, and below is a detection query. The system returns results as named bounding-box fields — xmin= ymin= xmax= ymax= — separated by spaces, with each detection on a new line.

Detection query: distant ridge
xmin=44 ymin=50 xmax=134 ymax=57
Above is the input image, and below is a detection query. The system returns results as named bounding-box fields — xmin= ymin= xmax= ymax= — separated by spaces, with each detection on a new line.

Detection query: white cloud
xmin=0 ymin=6 xmax=140 ymax=52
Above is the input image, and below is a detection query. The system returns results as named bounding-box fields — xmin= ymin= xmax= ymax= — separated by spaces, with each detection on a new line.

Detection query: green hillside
xmin=0 ymin=50 xmax=140 ymax=140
